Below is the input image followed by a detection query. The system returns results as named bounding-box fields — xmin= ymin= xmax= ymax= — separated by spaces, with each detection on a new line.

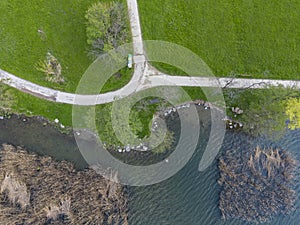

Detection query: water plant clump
xmin=218 ymin=146 xmax=297 ymax=223
xmin=0 ymin=144 xmax=128 ymax=224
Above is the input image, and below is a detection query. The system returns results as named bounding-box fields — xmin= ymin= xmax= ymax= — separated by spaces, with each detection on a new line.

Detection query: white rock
xmin=54 ymin=118 xmax=59 ymax=123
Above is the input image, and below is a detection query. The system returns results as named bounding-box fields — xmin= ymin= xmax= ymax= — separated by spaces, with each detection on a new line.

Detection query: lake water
xmin=0 ymin=112 xmax=299 ymax=225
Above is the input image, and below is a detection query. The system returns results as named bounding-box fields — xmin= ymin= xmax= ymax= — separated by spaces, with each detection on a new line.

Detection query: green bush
xmin=85 ymin=1 xmax=129 ymax=57
xmin=0 ymin=84 xmax=15 ymax=115
xmin=224 ymin=86 xmax=300 ymax=137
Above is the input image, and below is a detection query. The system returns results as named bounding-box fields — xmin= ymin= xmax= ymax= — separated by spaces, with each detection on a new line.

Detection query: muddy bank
xmin=0 ymin=144 xmax=128 ymax=224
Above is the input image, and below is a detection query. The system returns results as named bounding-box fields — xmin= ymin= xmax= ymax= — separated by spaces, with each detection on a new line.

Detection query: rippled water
xmin=0 ymin=115 xmax=87 ymax=169
xmin=128 ymin=116 xmax=300 ymax=225
xmin=0 ymin=112 xmax=299 ymax=225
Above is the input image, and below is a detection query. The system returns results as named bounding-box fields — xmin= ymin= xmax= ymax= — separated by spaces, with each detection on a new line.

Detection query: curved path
xmin=0 ymin=0 xmax=299 ymax=105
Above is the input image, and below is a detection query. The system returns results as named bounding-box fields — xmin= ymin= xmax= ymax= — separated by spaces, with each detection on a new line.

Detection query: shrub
xmin=285 ymin=98 xmax=300 ymax=130
xmin=36 ymin=52 xmax=64 ymax=84
xmin=85 ymin=2 xmax=129 ymax=57
xmin=0 ymin=83 xmax=15 ymax=115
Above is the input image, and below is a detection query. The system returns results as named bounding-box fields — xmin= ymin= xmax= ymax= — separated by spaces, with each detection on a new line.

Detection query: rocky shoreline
xmin=0 ymin=99 xmax=243 ymax=157
xmin=157 ymin=99 xmax=243 ymax=130
xmin=101 ymin=99 xmax=216 ymax=154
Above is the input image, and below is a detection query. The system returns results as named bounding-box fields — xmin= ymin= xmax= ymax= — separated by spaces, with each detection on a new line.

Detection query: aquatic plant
xmin=218 ymin=146 xmax=297 ymax=223
xmin=0 ymin=144 xmax=128 ymax=224
xmin=0 ymin=172 xmax=30 ymax=210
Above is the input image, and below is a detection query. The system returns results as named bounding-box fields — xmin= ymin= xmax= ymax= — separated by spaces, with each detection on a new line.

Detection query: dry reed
xmin=0 ymin=144 xmax=128 ymax=224
xmin=218 ymin=146 xmax=297 ymax=223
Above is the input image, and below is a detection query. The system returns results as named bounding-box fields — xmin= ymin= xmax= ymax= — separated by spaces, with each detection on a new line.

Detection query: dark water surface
xmin=0 ymin=114 xmax=87 ymax=169
xmin=128 ymin=130 xmax=300 ymax=225
xmin=0 ymin=113 xmax=299 ymax=225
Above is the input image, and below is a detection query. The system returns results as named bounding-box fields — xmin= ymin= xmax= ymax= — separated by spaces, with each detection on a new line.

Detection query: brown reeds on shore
xmin=218 ymin=146 xmax=298 ymax=223
xmin=0 ymin=144 xmax=128 ymax=225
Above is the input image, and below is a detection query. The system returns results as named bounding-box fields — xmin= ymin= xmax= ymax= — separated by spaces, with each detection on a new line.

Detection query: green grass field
xmin=0 ymin=0 xmax=94 ymax=92
xmin=0 ymin=0 xmax=131 ymax=93
xmin=0 ymin=0 xmax=133 ymax=124
xmin=138 ymin=0 xmax=300 ymax=80
xmin=2 ymin=0 xmax=299 ymax=130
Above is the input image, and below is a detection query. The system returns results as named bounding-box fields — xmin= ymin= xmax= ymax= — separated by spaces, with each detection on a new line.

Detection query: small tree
xmin=285 ymin=98 xmax=300 ymax=130
xmin=224 ymin=85 xmax=299 ymax=137
xmin=85 ymin=2 xmax=129 ymax=57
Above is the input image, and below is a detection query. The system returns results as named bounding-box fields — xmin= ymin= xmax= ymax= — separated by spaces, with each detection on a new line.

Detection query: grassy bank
xmin=1 ymin=84 xmax=207 ymax=130
xmin=138 ymin=0 xmax=300 ymax=80
xmin=11 ymin=88 xmax=73 ymax=126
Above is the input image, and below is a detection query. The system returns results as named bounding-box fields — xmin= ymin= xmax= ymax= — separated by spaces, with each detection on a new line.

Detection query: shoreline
xmin=0 ymin=97 xmax=244 ymax=156
xmin=0 ymin=104 xmax=298 ymax=224
xmin=157 ymin=99 xmax=243 ymax=130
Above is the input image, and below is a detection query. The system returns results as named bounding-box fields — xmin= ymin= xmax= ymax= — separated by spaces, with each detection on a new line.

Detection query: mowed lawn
xmin=138 ymin=0 xmax=300 ymax=80
xmin=0 ymin=0 xmax=132 ymax=125
xmin=0 ymin=0 xmax=130 ymax=93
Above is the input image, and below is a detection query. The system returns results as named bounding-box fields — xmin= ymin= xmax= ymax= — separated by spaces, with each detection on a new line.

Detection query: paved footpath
xmin=0 ymin=0 xmax=299 ymax=105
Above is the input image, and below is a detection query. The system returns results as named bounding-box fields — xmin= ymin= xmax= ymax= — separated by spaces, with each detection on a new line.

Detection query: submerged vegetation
xmin=0 ymin=144 xmax=128 ymax=224
xmin=218 ymin=146 xmax=297 ymax=223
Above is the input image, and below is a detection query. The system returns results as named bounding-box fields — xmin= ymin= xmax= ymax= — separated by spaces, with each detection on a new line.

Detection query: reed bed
xmin=0 ymin=144 xmax=128 ymax=224
xmin=218 ymin=146 xmax=297 ymax=223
